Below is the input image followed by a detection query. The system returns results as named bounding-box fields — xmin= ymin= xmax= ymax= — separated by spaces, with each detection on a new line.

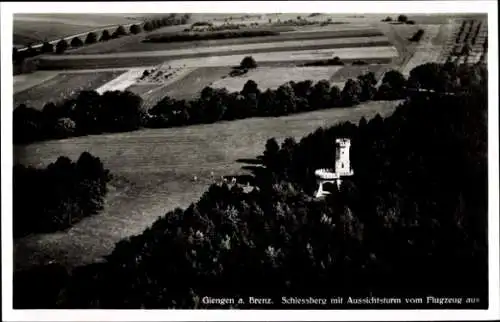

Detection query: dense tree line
xmin=147 ymin=69 xmax=383 ymax=128
xmin=13 ymin=66 xmax=386 ymax=144
xmin=14 ymin=90 xmax=145 ymax=144
xmin=15 ymin=61 xmax=485 ymax=145
xmin=14 ymin=62 xmax=487 ymax=309
xmin=12 ymin=63 xmax=469 ymax=144
xmin=303 ymin=56 xmax=345 ymax=66
xmin=13 ymin=152 xmax=111 ymax=238
xmin=143 ymin=29 xmax=280 ymax=43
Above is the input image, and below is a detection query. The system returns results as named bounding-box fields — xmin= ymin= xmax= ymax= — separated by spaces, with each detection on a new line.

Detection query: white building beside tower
xmin=314 ymin=138 xmax=354 ymax=198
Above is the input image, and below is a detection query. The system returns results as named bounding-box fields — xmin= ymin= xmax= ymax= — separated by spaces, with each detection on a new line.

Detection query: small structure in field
xmin=314 ymin=138 xmax=354 ymax=198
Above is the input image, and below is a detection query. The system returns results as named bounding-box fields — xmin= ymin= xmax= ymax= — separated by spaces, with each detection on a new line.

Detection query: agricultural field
xmin=14 ymin=71 xmax=60 ymax=94
xmin=13 ymin=13 xmax=142 ymax=46
xmin=13 ymin=100 xmax=400 ymax=269
xmin=330 ymin=64 xmax=393 ymax=84
xmin=37 ymin=46 xmax=398 ymax=71
xmin=69 ymin=27 xmax=383 ymax=54
xmin=153 ymin=66 xmax=233 ymax=101
xmin=438 ymin=18 xmax=488 ymax=65
xmin=122 ymin=66 xmax=198 ymax=106
xmin=14 ymin=71 xmax=125 ymax=110
xmin=212 ymin=66 xmax=345 ymax=92
xmin=401 ymin=23 xmax=454 ymax=76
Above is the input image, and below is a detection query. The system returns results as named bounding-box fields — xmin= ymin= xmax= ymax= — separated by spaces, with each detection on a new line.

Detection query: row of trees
xmin=14 ymin=24 xmax=135 ymax=62
xmin=14 ymin=62 xmax=487 ymax=309
xmin=15 ymin=58 xmax=397 ymax=145
xmin=13 ymin=152 xmax=111 ymax=238
xmin=13 ymin=14 xmax=191 ymax=67
xmin=16 ymin=60 xmax=485 ymax=145
xmin=382 ymin=14 xmax=416 ymax=24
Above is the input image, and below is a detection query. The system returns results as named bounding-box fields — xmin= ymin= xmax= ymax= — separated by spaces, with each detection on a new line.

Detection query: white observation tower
xmin=314 ymin=138 xmax=354 ymax=198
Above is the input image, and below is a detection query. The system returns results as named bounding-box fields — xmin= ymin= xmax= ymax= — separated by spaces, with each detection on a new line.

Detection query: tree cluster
xmin=17 ymin=62 xmax=487 ymax=309
xmin=303 ymin=56 xmax=345 ymax=66
xmin=13 ymin=152 xmax=111 ymax=238
xmin=143 ymin=29 xmax=280 ymax=43
xmin=14 ymin=90 xmax=145 ymax=144
xmin=147 ymin=70 xmax=382 ymax=128
xmin=409 ymin=29 xmax=425 ymax=42
xmin=407 ymin=61 xmax=486 ymax=94
xmin=381 ymin=15 xmax=415 ymax=25
xmin=142 ymin=14 xmax=191 ymax=32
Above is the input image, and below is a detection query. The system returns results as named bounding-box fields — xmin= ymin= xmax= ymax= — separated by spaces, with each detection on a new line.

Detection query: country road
xmin=16 ymin=22 xmax=138 ymax=52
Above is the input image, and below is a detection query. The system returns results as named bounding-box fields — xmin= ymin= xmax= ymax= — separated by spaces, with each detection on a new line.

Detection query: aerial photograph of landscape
xmin=3 ymin=1 xmax=498 ymax=319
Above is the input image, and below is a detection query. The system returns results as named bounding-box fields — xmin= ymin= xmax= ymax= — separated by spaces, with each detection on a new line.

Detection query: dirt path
xmin=13 ymin=100 xmax=400 ymax=270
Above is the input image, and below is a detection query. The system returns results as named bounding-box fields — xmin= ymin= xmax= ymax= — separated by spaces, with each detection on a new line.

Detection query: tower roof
xmin=335 ymin=138 xmax=351 ymax=145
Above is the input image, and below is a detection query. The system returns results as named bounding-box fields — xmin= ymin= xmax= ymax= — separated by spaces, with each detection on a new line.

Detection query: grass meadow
xmin=14 ymin=100 xmax=400 ymax=270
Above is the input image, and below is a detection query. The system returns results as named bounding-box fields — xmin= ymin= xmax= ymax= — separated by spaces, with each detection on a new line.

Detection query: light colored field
xmin=162 ymin=46 xmax=398 ymax=67
xmin=212 ymin=66 xmax=344 ymax=92
xmin=37 ymin=45 xmax=399 ymax=70
xmin=52 ymin=37 xmax=391 ymax=60
xmin=14 ymin=71 xmax=125 ymax=110
xmin=95 ymin=68 xmax=145 ymax=94
xmin=282 ymin=24 xmax=373 ymax=33
xmin=14 ymin=13 xmax=138 ymax=26
xmin=122 ymin=67 xmax=197 ymax=108
xmin=401 ymin=24 xmax=452 ymax=76
xmin=14 ymin=100 xmax=400 ymax=270
xmin=330 ymin=64 xmax=392 ymax=83
xmin=14 ymin=71 xmax=60 ymax=94
xmin=67 ymin=27 xmax=383 ymax=55
xmin=160 ymin=66 xmax=233 ymax=100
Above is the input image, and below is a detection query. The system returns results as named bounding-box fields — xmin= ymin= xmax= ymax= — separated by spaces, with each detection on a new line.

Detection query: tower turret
xmin=334 ymin=138 xmax=353 ymax=176
xmin=314 ymin=138 xmax=354 ymax=198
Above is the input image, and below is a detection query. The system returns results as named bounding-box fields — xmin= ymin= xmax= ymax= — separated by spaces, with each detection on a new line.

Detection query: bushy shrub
xmin=397 ymin=14 xmax=409 ymax=23
xmin=70 ymin=37 xmax=84 ymax=48
xmin=129 ymin=24 xmax=141 ymax=34
xmin=239 ymin=56 xmax=257 ymax=69
xmin=85 ymin=32 xmax=98 ymax=44
xmin=41 ymin=41 xmax=54 ymax=54
xmin=409 ymin=29 xmax=425 ymax=42
xmin=55 ymin=39 xmax=69 ymax=54
xmin=100 ymin=30 xmax=111 ymax=41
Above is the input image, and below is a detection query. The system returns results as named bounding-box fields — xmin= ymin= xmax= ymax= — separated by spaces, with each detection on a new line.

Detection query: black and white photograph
xmin=1 ymin=1 xmax=499 ymax=320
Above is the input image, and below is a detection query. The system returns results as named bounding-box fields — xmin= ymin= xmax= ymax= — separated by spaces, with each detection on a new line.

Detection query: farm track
xmin=14 ymin=100 xmax=400 ymax=270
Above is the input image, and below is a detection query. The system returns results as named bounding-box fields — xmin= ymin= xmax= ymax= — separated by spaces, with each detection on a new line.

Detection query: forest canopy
xmin=13 ymin=62 xmax=488 ymax=309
